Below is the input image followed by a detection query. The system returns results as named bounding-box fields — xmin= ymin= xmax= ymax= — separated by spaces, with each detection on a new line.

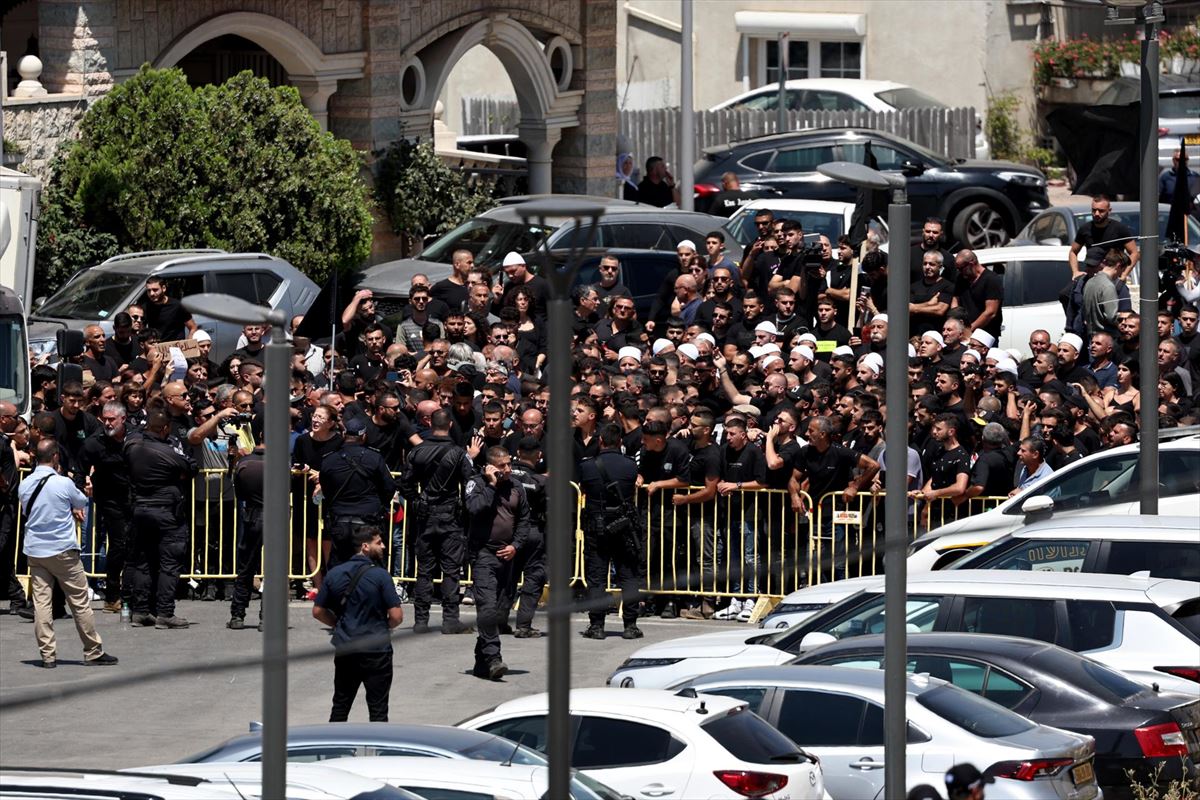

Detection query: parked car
xmin=127 ymin=762 xmax=422 ymax=800
xmin=693 ymin=128 xmax=1048 ymax=248
xmin=180 ymin=721 xmax=546 ymax=766
xmin=707 ymin=78 xmax=990 ymax=159
xmin=456 ymin=688 xmax=828 ymax=800
xmin=676 ymin=665 xmax=1099 ymax=800
xmin=553 ymin=248 xmax=681 ymax=320
xmin=970 ymin=245 xmax=1075 ymax=349
xmin=0 ymin=767 xmax=251 ymax=800
xmin=721 ymin=198 xmax=888 ymax=250
xmin=943 ymin=515 xmax=1200 ymax=581
xmin=326 ymin=756 xmax=623 ymax=800
xmin=907 ymin=430 xmax=1200 ymax=572
xmin=609 ymin=571 xmax=1200 ymax=695
xmin=355 ymin=196 xmax=723 ymax=316
xmin=1094 ymin=76 xmax=1200 ymax=167
xmin=28 ymin=250 xmax=319 ymax=361
xmin=793 ymin=633 xmax=1200 ymax=798
xmin=1010 ymin=201 xmax=1200 ymax=247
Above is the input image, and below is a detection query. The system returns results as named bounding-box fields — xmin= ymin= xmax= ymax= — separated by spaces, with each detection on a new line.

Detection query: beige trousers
xmin=28 ymin=549 xmax=104 ymax=662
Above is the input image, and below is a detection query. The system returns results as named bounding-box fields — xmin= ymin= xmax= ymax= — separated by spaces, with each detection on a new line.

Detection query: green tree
xmin=35 ymin=66 xmax=372 ymax=296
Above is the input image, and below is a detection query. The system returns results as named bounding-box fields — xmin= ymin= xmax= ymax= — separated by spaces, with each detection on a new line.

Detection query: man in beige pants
xmin=18 ymin=439 xmax=118 ymax=669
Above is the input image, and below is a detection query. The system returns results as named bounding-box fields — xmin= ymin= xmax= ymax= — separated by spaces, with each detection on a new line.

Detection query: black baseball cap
xmin=945 ymin=764 xmax=993 ymax=797
xmin=343 ymin=417 xmax=368 ymax=437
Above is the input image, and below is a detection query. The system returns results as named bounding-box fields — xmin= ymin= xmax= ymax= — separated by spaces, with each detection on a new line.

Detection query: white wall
xmin=437 ymin=45 xmax=516 ymax=134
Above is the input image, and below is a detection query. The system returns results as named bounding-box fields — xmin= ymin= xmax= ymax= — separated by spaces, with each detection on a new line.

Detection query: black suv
xmin=694 ymin=128 xmax=1049 ymax=248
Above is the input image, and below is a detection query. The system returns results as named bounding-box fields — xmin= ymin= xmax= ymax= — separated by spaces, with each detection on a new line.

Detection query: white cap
xmin=791 ymin=345 xmax=814 ymax=362
xmin=696 ymin=332 xmax=716 ymax=346
xmin=995 ymin=358 xmax=1019 ymax=377
xmin=862 ymin=353 xmax=885 ymax=371
xmin=960 ymin=349 xmax=981 ymax=363
xmin=748 ymin=345 xmax=766 ymax=359
xmin=798 ymin=332 xmax=818 ymax=344
xmin=860 ymin=358 xmax=882 ymax=376
xmin=1058 ymin=333 xmax=1084 ymax=353
xmin=986 ymin=347 xmax=1006 ymax=363
xmin=872 ymin=313 xmax=888 ymax=324
xmin=617 ymin=346 xmax=642 ymax=362
xmin=754 ymin=321 xmax=779 ymax=335
xmin=907 ymin=344 xmax=917 ymax=358
xmin=502 ymin=251 xmax=526 ymax=267
xmin=1006 ymin=348 xmax=1024 ymax=363
xmin=676 ymin=239 xmax=697 ymax=253
xmin=760 ymin=355 xmax=783 ymax=369
xmin=969 ymin=329 xmax=996 ymax=348
xmin=677 ymin=343 xmax=700 ymax=361
xmin=761 ymin=343 xmax=781 ymax=355
xmin=921 ymin=331 xmax=944 ymax=348
xmin=652 ymin=338 xmax=674 ymax=355
xmin=191 ymin=330 xmax=212 ymax=343
xmin=832 ymin=345 xmax=854 ymax=357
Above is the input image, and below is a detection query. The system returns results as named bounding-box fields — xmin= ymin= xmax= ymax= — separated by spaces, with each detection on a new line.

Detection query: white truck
xmin=0 ymin=166 xmax=38 ymax=416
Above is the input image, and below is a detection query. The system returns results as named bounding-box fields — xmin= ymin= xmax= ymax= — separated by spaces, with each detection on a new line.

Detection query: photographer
xmin=187 ymin=398 xmax=251 ymax=599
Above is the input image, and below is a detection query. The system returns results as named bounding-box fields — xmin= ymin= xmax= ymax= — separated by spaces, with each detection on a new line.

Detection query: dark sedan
xmin=792 ymin=632 xmax=1200 ymax=798
xmin=693 ymin=127 xmax=1049 ymax=248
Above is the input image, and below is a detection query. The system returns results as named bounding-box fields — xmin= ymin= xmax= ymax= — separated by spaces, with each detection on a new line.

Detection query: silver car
xmin=29 ymin=250 xmax=319 ymax=361
xmin=676 ymin=665 xmax=1100 ymax=800
xmin=1095 ymin=77 xmax=1199 ymax=167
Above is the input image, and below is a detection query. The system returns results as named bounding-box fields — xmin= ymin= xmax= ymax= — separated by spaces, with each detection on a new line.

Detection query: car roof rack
xmin=101 ymin=249 xmax=226 ymax=265
xmin=148 ymin=252 xmax=281 ymax=272
xmin=0 ymin=765 xmax=206 ymax=786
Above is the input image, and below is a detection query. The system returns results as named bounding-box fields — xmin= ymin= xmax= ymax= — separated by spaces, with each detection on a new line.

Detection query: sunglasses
xmin=130 ymin=315 xmax=144 ymax=320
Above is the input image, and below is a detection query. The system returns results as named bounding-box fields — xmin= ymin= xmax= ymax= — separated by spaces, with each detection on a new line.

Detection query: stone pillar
xmin=331 ymin=0 xmax=403 ymax=153
xmin=555 ymin=0 xmax=617 ymax=196
xmin=520 ymin=123 xmax=563 ymax=195
xmin=292 ymin=77 xmax=338 ymax=132
xmin=37 ymin=1 xmax=116 ymax=96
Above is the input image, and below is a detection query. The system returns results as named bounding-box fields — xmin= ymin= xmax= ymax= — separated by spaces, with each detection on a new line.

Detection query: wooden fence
xmin=461 ymin=98 xmax=978 ymax=162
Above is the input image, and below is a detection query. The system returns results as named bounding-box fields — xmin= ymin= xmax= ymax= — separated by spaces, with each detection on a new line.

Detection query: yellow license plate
xmin=1072 ymin=762 xmax=1095 ymax=786
xmin=1185 ymin=133 xmax=1200 ymax=146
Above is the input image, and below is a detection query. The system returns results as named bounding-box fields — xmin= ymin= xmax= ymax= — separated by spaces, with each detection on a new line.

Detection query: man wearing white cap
xmin=1055 ymin=333 xmax=1091 ymax=383
xmin=616 ymin=346 xmax=643 ymax=374
xmin=676 ymin=342 xmax=700 ymax=364
xmin=789 ymin=346 xmax=819 ymax=386
xmin=854 ymin=314 xmax=888 ymax=360
xmin=966 ymin=328 xmax=996 ymax=359
xmin=495 ymin=251 xmax=549 ymax=320
xmin=753 ymin=320 xmax=779 ymax=347
xmin=951 ymin=249 xmax=1004 ymax=342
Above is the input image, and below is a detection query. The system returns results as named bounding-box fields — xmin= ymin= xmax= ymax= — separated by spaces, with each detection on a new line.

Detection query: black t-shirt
xmin=794 ymin=443 xmax=859 ymax=500
xmin=292 ymin=432 xmax=344 ymax=472
xmin=143 ymin=298 xmax=193 ymax=341
xmin=909 ymin=277 xmax=955 ymax=337
xmin=953 ymin=269 xmax=1004 ymax=339
xmin=636 ymin=177 xmax=674 ymax=208
xmin=970 ymin=447 xmax=1014 ymax=497
xmin=1074 ymin=219 xmax=1134 ymax=267
xmin=635 ymin=440 xmax=692 ymax=496
xmin=766 ymin=438 xmax=800 ymax=490
xmin=687 ymin=442 xmax=723 ymax=495
xmin=362 ymin=415 xmax=413 ymax=471
xmin=930 ymin=444 xmax=971 ymax=490
xmin=909 ymin=245 xmax=953 ymax=283
xmin=82 ymin=353 xmax=120 ymax=382
xmin=105 ymin=335 xmax=138 ymax=366
xmin=431 ymin=279 xmax=469 ymax=315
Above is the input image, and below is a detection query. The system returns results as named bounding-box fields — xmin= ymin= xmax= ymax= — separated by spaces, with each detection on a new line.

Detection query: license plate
xmin=1185 ymin=133 xmax=1200 ymax=146
xmin=1072 ymin=761 xmax=1095 ymax=786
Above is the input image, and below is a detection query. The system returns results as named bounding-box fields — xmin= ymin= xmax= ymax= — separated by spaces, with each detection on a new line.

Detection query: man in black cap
xmin=945 ymin=763 xmax=992 ymax=800
xmin=318 ymin=417 xmax=397 ymax=570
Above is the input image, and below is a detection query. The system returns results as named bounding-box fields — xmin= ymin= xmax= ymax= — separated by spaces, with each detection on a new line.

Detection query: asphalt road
xmin=0 ymin=596 xmax=732 ymax=768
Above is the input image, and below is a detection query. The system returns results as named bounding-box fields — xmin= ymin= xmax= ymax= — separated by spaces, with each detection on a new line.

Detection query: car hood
xmin=951 ymin=159 xmax=1042 ymax=176
xmin=627 ymin=628 xmax=784 ymax=660
xmin=774 ymin=575 xmax=883 ymax=606
xmin=356 ymin=258 xmax=454 ymax=298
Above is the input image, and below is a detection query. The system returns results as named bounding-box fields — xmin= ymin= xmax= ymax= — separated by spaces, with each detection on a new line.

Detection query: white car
xmin=610 ymin=571 xmax=1200 ymax=695
xmin=722 ymin=198 xmax=888 ymax=252
xmin=0 ymin=768 xmax=252 ymax=800
xmin=126 ymin=762 xmax=421 ymax=800
xmin=908 ymin=432 xmax=1200 ymax=572
xmin=456 ymin=688 xmax=828 ymax=800
xmin=678 ymin=666 xmax=1099 ymax=800
xmin=325 ymin=756 xmax=622 ymax=800
xmin=708 ymin=78 xmax=989 ymax=159
xmin=972 ymin=245 xmax=1073 ymax=350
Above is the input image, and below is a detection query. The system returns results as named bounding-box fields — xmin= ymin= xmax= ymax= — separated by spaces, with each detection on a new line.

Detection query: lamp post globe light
xmin=181 ymin=293 xmax=290 ymax=800
xmin=514 ymin=199 xmax=605 ymax=800
xmin=816 ymin=161 xmax=909 ymax=800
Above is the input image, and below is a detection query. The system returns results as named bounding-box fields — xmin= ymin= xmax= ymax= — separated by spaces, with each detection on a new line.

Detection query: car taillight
xmin=1135 ymin=722 xmax=1189 ymax=757
xmin=713 ymin=770 xmax=788 ymax=798
xmin=988 ymin=758 xmax=1074 ymax=781
xmin=1155 ymin=666 xmax=1200 ymax=683
xmin=694 ymin=183 xmax=721 ymax=197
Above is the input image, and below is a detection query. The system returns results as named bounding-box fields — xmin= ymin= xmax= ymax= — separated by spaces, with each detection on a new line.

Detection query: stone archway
xmin=154 ymin=11 xmax=366 ymax=131
xmin=396 ymin=14 xmax=583 ymax=193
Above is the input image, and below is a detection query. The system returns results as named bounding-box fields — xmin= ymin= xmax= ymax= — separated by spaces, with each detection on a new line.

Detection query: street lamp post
xmin=1138 ymin=1 xmax=1163 ymax=513
xmin=515 ymin=200 xmax=605 ymax=800
xmin=818 ymin=162 xmax=909 ymax=800
xmin=183 ymin=294 xmax=290 ymax=800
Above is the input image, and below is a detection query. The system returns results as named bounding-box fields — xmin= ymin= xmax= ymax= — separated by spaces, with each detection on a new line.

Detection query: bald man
xmin=82 ymin=325 xmax=120 ymax=381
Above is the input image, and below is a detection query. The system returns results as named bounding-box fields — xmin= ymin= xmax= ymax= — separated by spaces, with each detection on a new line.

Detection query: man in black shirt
xmin=636 ymin=156 xmax=679 ymax=208
xmin=52 ymin=382 xmax=102 ymax=485
xmin=913 ymin=414 xmax=972 ymax=528
xmin=909 ymin=252 xmax=955 ymax=336
xmin=951 ymin=249 xmax=1004 ymax=341
xmin=1068 ymin=195 xmax=1139 ymax=281
xmin=229 ymin=440 xmax=265 ymax=630
xmin=80 ymin=401 xmax=133 ymax=612
xmin=142 ymin=276 xmax=196 ymax=341
xmin=494 ymin=252 xmax=550 ymax=321
xmin=337 ymin=291 xmax=395 ymax=362
xmin=361 ymin=390 xmax=419 ymax=471
xmin=82 ymin=325 xmax=120 ymax=382
xmin=431 ymin=251 xmax=473 ymax=315
xmin=319 ymin=418 xmax=397 ymax=569
xmin=105 ymin=312 xmax=138 ymax=367
xmin=674 ymin=408 xmax=723 ymax=619
xmin=966 ymin=423 xmax=1015 ymax=501
xmin=636 ymin=419 xmax=692 ymax=617
xmin=908 ymin=217 xmax=953 ymax=283
xmin=716 ymin=417 xmax=766 ymax=616
xmin=505 ymin=438 xmax=547 ymax=637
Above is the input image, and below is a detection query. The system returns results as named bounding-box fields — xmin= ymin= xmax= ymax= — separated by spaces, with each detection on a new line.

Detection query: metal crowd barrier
xmin=8 ymin=467 xmax=1003 ymax=600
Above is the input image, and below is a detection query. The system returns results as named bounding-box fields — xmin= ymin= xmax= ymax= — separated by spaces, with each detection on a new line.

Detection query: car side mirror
xmin=1021 ymin=495 xmax=1055 ymax=519
xmin=798 ymin=631 xmax=837 ymax=652
xmin=901 ymin=159 xmax=926 ymax=176
xmin=33 ymin=296 xmax=45 ymax=310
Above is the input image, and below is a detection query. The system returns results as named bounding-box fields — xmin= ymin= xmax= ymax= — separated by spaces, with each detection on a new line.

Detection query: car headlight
xmin=617 ymin=658 xmax=684 ymax=670
xmin=997 ymin=171 xmax=1046 ymax=188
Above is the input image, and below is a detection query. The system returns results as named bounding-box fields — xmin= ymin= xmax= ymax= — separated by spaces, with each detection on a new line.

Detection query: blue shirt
xmin=1015 ymin=460 xmax=1054 ymax=491
xmin=18 ymin=465 xmax=88 ymax=558
xmin=1088 ymin=359 xmax=1118 ymax=391
xmin=314 ymin=554 xmax=400 ymax=653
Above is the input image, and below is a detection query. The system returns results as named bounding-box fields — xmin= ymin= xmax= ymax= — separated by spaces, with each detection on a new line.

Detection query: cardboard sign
xmin=153 ymin=338 xmax=202 ymax=358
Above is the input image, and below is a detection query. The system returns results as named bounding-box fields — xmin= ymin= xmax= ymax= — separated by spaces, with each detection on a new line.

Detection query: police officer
xmin=399 ymin=408 xmax=474 ymax=635
xmin=312 ymin=525 xmax=403 ymax=722
xmin=579 ymin=424 xmax=645 ymax=640
xmin=79 ymin=401 xmax=133 ymax=613
xmin=319 ymin=417 xmax=396 ymax=570
xmin=125 ymin=409 xmax=199 ymax=629
xmin=228 ymin=439 xmax=265 ymax=630
xmin=0 ymin=401 xmax=28 ymax=613
xmin=503 ymin=437 xmax=546 ymax=638
xmin=465 ymin=446 xmax=532 ymax=680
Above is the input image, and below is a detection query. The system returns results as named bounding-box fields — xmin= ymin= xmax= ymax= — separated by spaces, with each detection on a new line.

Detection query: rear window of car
xmin=875 ymin=88 xmax=948 ymax=110
xmin=702 ymin=707 xmax=809 ymax=764
xmin=1101 ymin=540 xmax=1200 ymax=580
xmin=1161 ymin=92 xmax=1200 ymax=118
xmin=1032 ymin=645 xmax=1145 ymax=703
xmin=916 ymin=684 xmax=1035 ymax=738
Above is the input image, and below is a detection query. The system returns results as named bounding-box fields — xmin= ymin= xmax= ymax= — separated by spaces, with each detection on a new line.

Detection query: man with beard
xmin=697 ymin=266 xmax=742 ymax=329
xmin=917 ymin=331 xmax=945 ymax=385
xmin=724 ymin=292 xmax=767 ymax=351
xmin=909 ymin=251 xmax=954 ymax=336
xmin=1055 ymin=334 xmax=1091 ymax=384
xmin=1068 ymin=195 xmax=1139 ymax=282
xmin=338 ymin=290 xmax=394 ymax=361
xmin=80 ymin=402 xmax=133 ymax=613
xmin=940 ymin=317 xmax=968 ymax=370
xmin=951 ymin=249 xmax=1004 ymax=342
xmin=966 ymin=422 xmax=1015 ymax=500
xmin=855 ymin=314 xmax=889 ymax=361
xmin=912 ymin=414 xmax=971 ymax=524
xmin=1118 ymin=313 xmax=1140 ymax=360
xmin=909 ymin=217 xmax=953 ymax=282
xmin=593 ymin=255 xmax=631 ymax=315
xmin=934 ymin=367 xmax=968 ymax=427
xmin=829 ymin=353 xmax=860 ymax=394
xmin=1018 ymin=330 xmax=1053 ymax=386
xmin=494 ymin=252 xmax=549 ymax=320
xmin=813 ymin=296 xmax=851 ymax=358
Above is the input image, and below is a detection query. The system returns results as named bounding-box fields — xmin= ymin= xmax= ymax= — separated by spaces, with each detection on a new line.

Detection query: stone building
xmin=1 ymin=0 xmax=617 ymax=196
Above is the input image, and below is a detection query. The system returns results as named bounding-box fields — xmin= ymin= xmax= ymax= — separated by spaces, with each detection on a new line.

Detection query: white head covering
xmin=986 ymin=348 xmax=1006 ymax=363
xmin=652 ymin=338 xmax=674 ymax=355
xmin=792 ymin=345 xmax=815 ymax=362
xmin=921 ymin=331 xmax=944 ymax=347
xmin=862 ymin=353 xmax=885 ymax=372
xmin=995 ymin=358 xmax=1019 ymax=377
xmin=1006 ymin=348 xmax=1025 ymax=363
xmin=832 ymin=345 xmax=855 ymax=357
xmin=760 ymin=355 xmax=783 ymax=369
xmin=969 ymin=329 xmax=996 ymax=348
xmin=617 ymin=346 xmax=642 ymax=363
xmin=695 ymin=332 xmax=716 ymax=346
xmin=871 ymin=313 xmax=888 ymax=324
xmin=907 ymin=344 xmax=917 ymax=358
xmin=798 ymin=332 xmax=818 ymax=344
xmin=677 ymin=343 xmax=700 ymax=361
xmin=676 ymin=239 xmax=697 ymax=253
xmin=860 ymin=358 xmax=882 ymax=376
xmin=502 ymin=251 xmax=526 ymax=267
xmin=761 ymin=343 xmax=781 ymax=355
xmin=748 ymin=345 xmax=766 ymax=359
xmin=191 ymin=329 xmax=212 ymax=343
xmin=960 ymin=349 xmax=981 ymax=363
xmin=1058 ymin=333 xmax=1084 ymax=354
xmin=754 ymin=321 xmax=779 ymax=335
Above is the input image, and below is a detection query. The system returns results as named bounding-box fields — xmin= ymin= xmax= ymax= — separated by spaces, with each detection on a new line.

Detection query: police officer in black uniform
xmin=0 ymin=401 xmax=27 ymax=613
xmin=318 ymin=417 xmax=397 ymax=570
xmin=80 ymin=400 xmax=133 ymax=613
xmin=503 ymin=436 xmax=546 ymax=637
xmin=579 ymin=424 xmax=645 ymax=640
xmin=228 ymin=439 xmax=265 ymax=630
xmin=465 ymin=446 xmax=532 ymax=680
xmin=400 ymin=409 xmax=474 ymax=635
xmin=125 ymin=409 xmax=199 ymax=629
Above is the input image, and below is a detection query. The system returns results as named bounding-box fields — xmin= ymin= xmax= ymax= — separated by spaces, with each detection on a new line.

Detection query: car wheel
xmin=953 ymin=202 xmax=1010 ymax=249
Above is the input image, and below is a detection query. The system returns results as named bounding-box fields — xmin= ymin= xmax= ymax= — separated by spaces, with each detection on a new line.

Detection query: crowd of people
xmin=3 ymin=193 xmax=1200 ymax=675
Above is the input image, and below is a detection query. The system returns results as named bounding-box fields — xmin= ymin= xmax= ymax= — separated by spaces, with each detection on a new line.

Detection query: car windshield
xmin=725 ymin=208 xmax=846 ymax=248
xmin=459 ymin=736 xmax=547 ymax=766
xmin=37 ymin=269 xmax=143 ymax=319
xmin=875 ymin=88 xmax=948 ymax=110
xmin=948 ymin=537 xmax=1090 ymax=572
xmin=1071 ymin=211 xmax=1200 ymax=242
xmin=0 ymin=315 xmax=28 ymax=411
xmin=916 ymin=684 xmax=1035 ymax=738
xmin=419 ymin=218 xmax=555 ymax=266
xmin=1161 ymin=91 xmax=1200 ymax=118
